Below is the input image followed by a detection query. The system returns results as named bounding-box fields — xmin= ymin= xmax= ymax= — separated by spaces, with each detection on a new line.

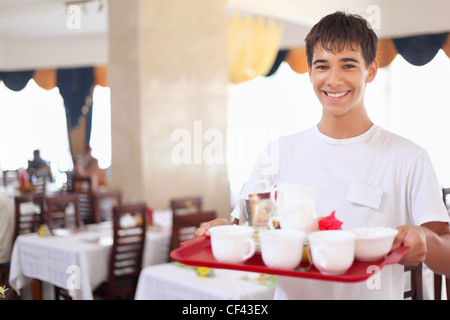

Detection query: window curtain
xmin=33 ymin=69 xmax=57 ymax=90
xmin=393 ymin=32 xmax=449 ymax=66
xmin=265 ymin=32 xmax=450 ymax=76
xmin=265 ymin=50 xmax=289 ymax=76
xmin=0 ymin=66 xmax=106 ymax=163
xmin=0 ymin=70 xmax=35 ymax=91
xmin=57 ymin=67 xmax=94 ymax=162
xmin=228 ymin=13 xmax=284 ymax=84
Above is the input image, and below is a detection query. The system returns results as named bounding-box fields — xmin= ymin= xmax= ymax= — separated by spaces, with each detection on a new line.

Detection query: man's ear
xmin=366 ymin=59 xmax=379 ymax=83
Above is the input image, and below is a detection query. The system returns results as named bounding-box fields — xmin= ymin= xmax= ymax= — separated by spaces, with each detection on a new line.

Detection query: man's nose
xmin=327 ymin=68 xmax=344 ymax=86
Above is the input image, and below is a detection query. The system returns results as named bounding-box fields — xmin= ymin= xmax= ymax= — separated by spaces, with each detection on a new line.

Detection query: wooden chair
xmin=13 ymin=193 xmax=46 ymax=241
xmin=169 ymin=209 xmax=216 ymax=261
xmin=69 ymin=175 xmax=93 ymax=193
xmin=68 ymin=175 xmax=94 ymax=225
xmin=46 ymin=193 xmax=81 ymax=231
xmin=93 ymin=203 xmax=147 ymax=300
xmin=403 ymin=263 xmax=423 ymax=300
xmin=2 ymin=170 xmax=19 ymax=187
xmin=434 ymin=273 xmax=450 ymax=300
xmin=442 ymin=188 xmax=450 ymax=214
xmin=32 ymin=176 xmax=47 ymax=194
xmin=91 ymin=188 xmax=122 ymax=223
xmin=0 ymin=262 xmax=19 ymax=300
xmin=0 ymin=263 xmax=11 ymax=296
xmin=170 ymin=196 xmax=202 ymax=215
xmin=433 ymin=188 xmax=450 ymax=299
xmin=7 ymin=194 xmax=45 ymax=300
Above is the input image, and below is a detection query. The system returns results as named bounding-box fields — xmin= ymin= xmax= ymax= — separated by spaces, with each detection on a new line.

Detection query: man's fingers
xmin=194 ymin=218 xmax=230 ymax=237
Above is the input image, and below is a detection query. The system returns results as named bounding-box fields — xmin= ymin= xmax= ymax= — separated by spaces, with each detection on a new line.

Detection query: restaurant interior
xmin=0 ymin=0 xmax=449 ymax=301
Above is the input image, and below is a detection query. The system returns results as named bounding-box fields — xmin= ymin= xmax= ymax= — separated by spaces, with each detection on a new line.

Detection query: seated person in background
xmin=27 ymin=149 xmax=53 ymax=182
xmin=74 ymin=145 xmax=109 ymax=191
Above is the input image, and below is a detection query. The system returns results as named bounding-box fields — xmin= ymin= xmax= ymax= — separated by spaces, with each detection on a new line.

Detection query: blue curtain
xmin=265 ymin=50 xmax=289 ymax=76
xmin=57 ymin=67 xmax=94 ymax=158
xmin=393 ymin=32 xmax=448 ymax=66
xmin=57 ymin=67 xmax=94 ymax=129
xmin=0 ymin=70 xmax=35 ymax=91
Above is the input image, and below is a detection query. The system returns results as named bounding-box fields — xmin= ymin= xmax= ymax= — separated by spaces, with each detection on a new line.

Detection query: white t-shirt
xmin=231 ymin=125 xmax=450 ymax=299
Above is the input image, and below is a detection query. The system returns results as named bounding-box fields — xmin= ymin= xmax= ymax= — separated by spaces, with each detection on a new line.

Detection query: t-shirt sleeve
xmin=409 ymin=150 xmax=450 ymax=226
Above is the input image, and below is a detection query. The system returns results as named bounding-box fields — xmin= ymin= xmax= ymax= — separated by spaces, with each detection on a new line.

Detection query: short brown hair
xmin=305 ymin=11 xmax=378 ymax=67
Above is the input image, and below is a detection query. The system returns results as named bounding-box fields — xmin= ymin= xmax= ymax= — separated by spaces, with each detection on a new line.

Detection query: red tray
xmin=170 ymin=235 xmax=409 ymax=283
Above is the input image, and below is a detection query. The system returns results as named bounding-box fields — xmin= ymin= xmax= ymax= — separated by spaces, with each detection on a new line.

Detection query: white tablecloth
xmin=9 ymin=223 xmax=170 ymax=300
xmin=135 ymin=262 xmax=275 ymax=300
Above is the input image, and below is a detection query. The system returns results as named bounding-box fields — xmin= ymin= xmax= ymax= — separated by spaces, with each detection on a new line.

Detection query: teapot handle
xmin=270 ymin=184 xmax=278 ymax=207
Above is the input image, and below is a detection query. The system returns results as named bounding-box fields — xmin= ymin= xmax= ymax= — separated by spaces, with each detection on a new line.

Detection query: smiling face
xmin=308 ymin=44 xmax=378 ymax=122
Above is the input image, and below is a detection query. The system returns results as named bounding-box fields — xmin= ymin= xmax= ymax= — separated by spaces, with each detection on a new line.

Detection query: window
xmin=0 ymin=80 xmax=111 ymax=187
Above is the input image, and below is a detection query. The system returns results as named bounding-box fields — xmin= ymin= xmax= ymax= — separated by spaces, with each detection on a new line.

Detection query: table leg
xmin=32 ymin=279 xmax=42 ymax=300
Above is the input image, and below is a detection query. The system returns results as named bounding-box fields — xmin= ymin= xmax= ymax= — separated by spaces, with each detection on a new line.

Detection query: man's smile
xmin=322 ymin=90 xmax=351 ymax=99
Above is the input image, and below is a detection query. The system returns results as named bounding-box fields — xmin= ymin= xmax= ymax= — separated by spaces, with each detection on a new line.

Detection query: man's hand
xmin=392 ymin=222 xmax=450 ymax=277
xmin=194 ymin=218 xmax=232 ymax=237
xmin=391 ymin=225 xmax=427 ymax=266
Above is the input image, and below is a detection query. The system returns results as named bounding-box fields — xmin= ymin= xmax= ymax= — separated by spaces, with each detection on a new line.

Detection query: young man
xmin=196 ymin=11 xmax=450 ymax=299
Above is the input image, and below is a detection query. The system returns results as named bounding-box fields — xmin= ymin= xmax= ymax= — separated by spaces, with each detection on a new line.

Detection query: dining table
xmin=9 ymin=222 xmax=171 ymax=300
xmin=134 ymin=262 xmax=275 ymax=300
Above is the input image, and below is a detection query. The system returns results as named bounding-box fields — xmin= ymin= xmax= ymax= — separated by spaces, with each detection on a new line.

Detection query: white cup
xmin=268 ymin=205 xmax=318 ymax=233
xmin=308 ymin=230 xmax=356 ymax=275
xmin=271 ymin=183 xmax=318 ymax=209
xmin=209 ymin=225 xmax=256 ymax=264
xmin=259 ymin=229 xmax=306 ymax=269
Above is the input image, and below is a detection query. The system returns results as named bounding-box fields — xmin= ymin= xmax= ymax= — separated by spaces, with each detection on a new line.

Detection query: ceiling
xmin=230 ymin=0 xmax=450 ymax=39
xmin=1 ymin=0 xmax=449 ymax=40
xmin=0 ymin=0 xmax=107 ymax=40
xmin=0 ymin=0 xmax=449 ymax=70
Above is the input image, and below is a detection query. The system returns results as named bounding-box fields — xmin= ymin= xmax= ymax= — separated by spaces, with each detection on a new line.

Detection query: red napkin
xmin=318 ymin=210 xmax=343 ymax=230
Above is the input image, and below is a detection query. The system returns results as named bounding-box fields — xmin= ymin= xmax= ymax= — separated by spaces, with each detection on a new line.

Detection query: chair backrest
xmin=13 ymin=193 xmax=46 ymax=242
xmin=3 ymin=170 xmax=19 ymax=187
xmin=169 ymin=210 xmax=217 ymax=261
xmin=404 ymin=263 xmax=423 ymax=300
xmin=69 ymin=175 xmax=92 ymax=194
xmin=91 ymin=188 xmax=122 ymax=224
xmin=108 ymin=203 xmax=147 ymax=297
xmin=434 ymin=188 xmax=450 ymax=300
xmin=170 ymin=196 xmax=202 ymax=215
xmin=434 ymin=273 xmax=450 ymax=300
xmin=68 ymin=175 xmax=94 ymax=224
xmin=32 ymin=176 xmax=47 ymax=194
xmin=442 ymin=188 xmax=450 ymax=214
xmin=46 ymin=193 xmax=81 ymax=230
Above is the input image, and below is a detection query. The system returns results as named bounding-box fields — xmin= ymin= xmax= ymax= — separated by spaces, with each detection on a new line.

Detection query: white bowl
xmin=352 ymin=227 xmax=399 ymax=261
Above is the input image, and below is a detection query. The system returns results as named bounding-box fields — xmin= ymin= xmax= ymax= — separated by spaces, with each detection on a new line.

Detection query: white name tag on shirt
xmin=346 ymin=181 xmax=384 ymax=210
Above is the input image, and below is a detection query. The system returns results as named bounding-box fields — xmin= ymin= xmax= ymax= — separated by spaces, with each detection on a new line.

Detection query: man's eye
xmin=344 ymin=64 xmax=355 ymax=69
xmin=316 ymin=65 xmax=328 ymax=70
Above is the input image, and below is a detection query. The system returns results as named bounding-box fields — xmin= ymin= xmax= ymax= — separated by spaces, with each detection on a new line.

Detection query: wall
xmin=108 ymin=0 xmax=231 ymax=218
